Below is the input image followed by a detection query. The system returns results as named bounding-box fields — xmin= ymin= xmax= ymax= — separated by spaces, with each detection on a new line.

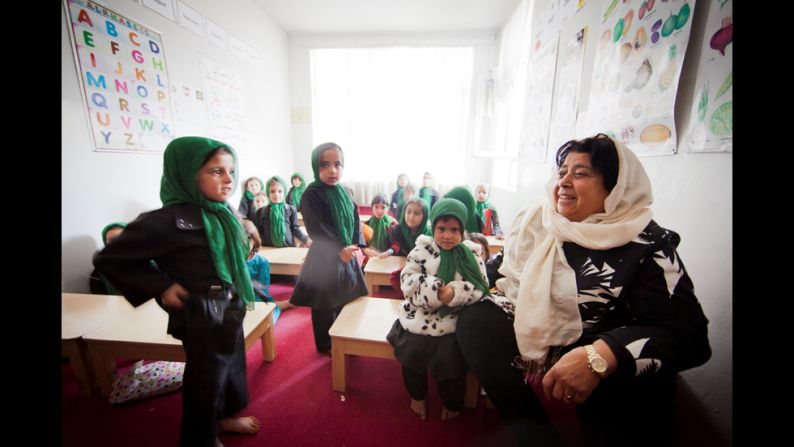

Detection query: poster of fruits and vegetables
xmin=519 ymin=34 xmax=560 ymax=163
xmin=547 ymin=28 xmax=588 ymax=163
xmin=585 ymin=0 xmax=696 ymax=156
xmin=685 ymin=0 xmax=731 ymax=153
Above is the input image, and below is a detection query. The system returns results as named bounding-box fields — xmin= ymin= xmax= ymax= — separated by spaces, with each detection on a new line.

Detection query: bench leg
xmin=464 ymin=371 xmax=480 ymax=409
xmin=63 ymin=340 xmax=96 ymax=397
xmin=87 ymin=344 xmax=117 ymax=397
xmin=261 ymin=314 xmax=276 ymax=362
xmin=331 ymin=338 xmax=347 ymax=392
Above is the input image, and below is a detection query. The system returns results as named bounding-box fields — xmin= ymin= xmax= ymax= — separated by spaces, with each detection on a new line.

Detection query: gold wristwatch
xmin=585 ymin=344 xmax=608 ymax=379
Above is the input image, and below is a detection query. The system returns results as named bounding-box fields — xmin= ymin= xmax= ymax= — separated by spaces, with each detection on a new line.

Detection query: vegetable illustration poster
xmin=686 ymin=0 xmax=732 ymax=153
xmin=64 ymin=0 xmax=175 ymax=152
xmin=585 ymin=0 xmax=696 ymax=156
xmin=519 ymin=35 xmax=560 ymax=164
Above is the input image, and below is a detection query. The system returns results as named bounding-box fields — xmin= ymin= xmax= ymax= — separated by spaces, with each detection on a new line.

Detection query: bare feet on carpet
xmin=441 ymin=407 xmax=460 ymax=421
xmin=276 ymin=300 xmax=295 ymax=310
xmin=410 ymin=398 xmax=426 ymax=420
xmin=219 ymin=416 xmax=261 ymax=434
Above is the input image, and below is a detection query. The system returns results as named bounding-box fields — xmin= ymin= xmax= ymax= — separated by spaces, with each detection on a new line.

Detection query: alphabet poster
xmin=64 ymin=0 xmax=175 ymax=153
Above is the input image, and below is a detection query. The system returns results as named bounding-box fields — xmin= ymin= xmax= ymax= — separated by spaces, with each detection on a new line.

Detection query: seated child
xmin=466 ymin=232 xmax=490 ymax=264
xmin=253 ymin=191 xmax=268 ymax=212
xmin=255 ymin=176 xmax=311 ymax=247
xmin=390 ymin=173 xmax=410 ymax=218
xmin=238 ymin=176 xmax=264 ymax=221
xmin=90 ymin=222 xmax=127 ymax=295
xmin=384 ymin=197 xmax=431 ymax=294
xmin=286 ymin=172 xmax=306 ymax=209
xmin=475 ymin=183 xmax=504 ymax=239
xmin=418 ymin=172 xmax=439 ymax=208
xmin=362 ymin=194 xmax=398 ymax=259
xmin=387 ymin=198 xmax=490 ymax=421
xmin=241 ymin=219 xmax=294 ymax=322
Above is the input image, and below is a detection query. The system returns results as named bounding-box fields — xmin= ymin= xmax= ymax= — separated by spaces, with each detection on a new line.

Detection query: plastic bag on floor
xmin=109 ymin=360 xmax=184 ymax=404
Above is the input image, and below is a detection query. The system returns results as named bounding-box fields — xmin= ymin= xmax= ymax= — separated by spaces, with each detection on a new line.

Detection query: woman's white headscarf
xmin=496 ymin=136 xmax=654 ymax=371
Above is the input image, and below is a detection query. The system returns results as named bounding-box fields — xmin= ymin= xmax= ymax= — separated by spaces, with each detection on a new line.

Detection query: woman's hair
xmin=241 ymin=219 xmax=261 ymax=252
xmin=467 ymin=232 xmax=490 ymax=259
xmin=555 ymin=133 xmax=619 ymax=193
xmin=371 ymin=193 xmax=389 ymax=207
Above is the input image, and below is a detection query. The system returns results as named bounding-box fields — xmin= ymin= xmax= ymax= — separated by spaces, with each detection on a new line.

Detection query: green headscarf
xmin=99 ymin=222 xmax=128 ymax=296
xmin=267 ymin=176 xmax=288 ymax=247
xmin=399 ymin=198 xmax=431 ymax=252
xmin=309 ymin=143 xmax=356 ymax=246
xmin=369 ymin=195 xmax=395 ymax=251
xmin=242 ymin=177 xmax=265 ymax=201
xmin=429 ymin=198 xmax=490 ymax=315
xmin=474 ymin=184 xmax=491 ymax=225
xmin=159 ymin=136 xmax=255 ymax=310
xmin=289 ymin=172 xmax=306 ymax=208
xmin=443 ymin=186 xmax=480 ymax=233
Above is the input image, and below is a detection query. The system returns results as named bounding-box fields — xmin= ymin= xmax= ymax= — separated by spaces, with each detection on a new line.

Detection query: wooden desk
xmin=486 ymin=235 xmax=505 ymax=255
xmin=328 ymin=296 xmax=479 ymax=408
xmin=363 ymin=256 xmax=405 ymax=294
xmin=62 ymin=293 xmax=135 ymax=396
xmin=259 ymin=246 xmax=308 ymax=275
xmin=83 ymin=299 xmax=276 ymax=397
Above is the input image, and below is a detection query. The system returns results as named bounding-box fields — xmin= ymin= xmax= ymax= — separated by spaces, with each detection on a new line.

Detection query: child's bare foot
xmin=219 ymin=416 xmax=261 ymax=434
xmin=441 ymin=407 xmax=460 ymax=421
xmin=410 ymin=398 xmax=426 ymax=420
xmin=276 ymin=300 xmax=295 ymax=310
xmin=214 ymin=438 xmax=224 ymax=447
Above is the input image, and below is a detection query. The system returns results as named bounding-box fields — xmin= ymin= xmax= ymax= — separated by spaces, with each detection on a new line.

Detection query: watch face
xmin=591 ymin=357 xmax=608 ymax=373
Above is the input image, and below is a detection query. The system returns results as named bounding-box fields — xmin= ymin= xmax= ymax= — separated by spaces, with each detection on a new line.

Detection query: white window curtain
xmin=310 ymin=46 xmax=474 ymax=205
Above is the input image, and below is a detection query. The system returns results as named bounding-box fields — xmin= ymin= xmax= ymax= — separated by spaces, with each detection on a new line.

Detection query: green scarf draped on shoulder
xmin=99 ymin=222 xmax=128 ymax=296
xmin=159 ymin=136 xmax=255 ymax=310
xmin=399 ymin=199 xmax=431 ymax=252
xmin=308 ymin=143 xmax=355 ymax=246
xmin=267 ymin=175 xmax=288 ymax=247
xmin=289 ymin=172 xmax=306 ymax=208
xmin=443 ymin=186 xmax=480 ymax=233
xmin=429 ymin=198 xmax=490 ymax=315
xmin=369 ymin=214 xmax=395 ymax=251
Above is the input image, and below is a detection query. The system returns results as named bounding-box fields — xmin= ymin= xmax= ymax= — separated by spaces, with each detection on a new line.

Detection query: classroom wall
xmin=61 ymin=0 xmax=292 ymax=292
xmin=488 ymin=0 xmax=731 ymax=444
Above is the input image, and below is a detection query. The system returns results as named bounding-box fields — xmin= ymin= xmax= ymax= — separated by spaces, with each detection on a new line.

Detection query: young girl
xmin=390 ymin=173 xmax=410 ymax=218
xmin=93 ymin=136 xmax=260 ymax=447
xmin=362 ymin=194 xmax=397 ymax=258
xmin=89 ymin=222 xmax=127 ymax=295
xmin=385 ymin=198 xmax=430 ymax=257
xmin=254 ymin=176 xmax=311 ymax=248
xmin=466 ymin=232 xmax=491 ymax=264
xmin=394 ymin=183 xmax=417 ymax=224
xmin=289 ymin=142 xmax=369 ymax=353
xmin=286 ymin=172 xmax=306 ymax=209
xmin=253 ymin=191 xmax=268 ymax=212
xmin=387 ymin=198 xmax=490 ymax=421
xmin=443 ymin=186 xmax=482 ymax=234
xmin=419 ymin=172 xmax=439 ymax=208
xmin=241 ymin=219 xmax=294 ymax=322
xmin=474 ymin=183 xmax=504 ymax=239
xmin=238 ymin=176 xmax=264 ymax=221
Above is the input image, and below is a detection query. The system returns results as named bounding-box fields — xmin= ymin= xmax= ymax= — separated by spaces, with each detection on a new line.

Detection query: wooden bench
xmin=83 ymin=299 xmax=276 ymax=397
xmin=62 ymin=293 xmax=135 ymax=396
xmin=363 ymin=256 xmax=406 ymax=295
xmin=259 ymin=246 xmax=308 ymax=275
xmin=328 ymin=296 xmax=480 ymax=408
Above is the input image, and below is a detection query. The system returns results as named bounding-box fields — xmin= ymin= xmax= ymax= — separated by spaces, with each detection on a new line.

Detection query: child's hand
xmin=305 ymin=238 xmax=313 ymax=248
xmin=377 ymin=251 xmax=391 ymax=259
xmin=438 ymin=285 xmax=454 ymax=304
xmin=362 ymin=248 xmax=380 ymax=258
xmin=338 ymin=245 xmax=359 ymax=262
xmin=161 ymin=282 xmax=189 ymax=310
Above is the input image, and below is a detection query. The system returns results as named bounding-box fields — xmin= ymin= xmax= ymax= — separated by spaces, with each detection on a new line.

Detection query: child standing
xmin=93 ymin=136 xmax=260 ymax=447
xmin=418 ymin=172 xmax=439 ymax=208
xmin=238 ymin=176 xmax=265 ymax=221
xmin=241 ymin=219 xmax=294 ymax=322
xmin=390 ymin=173 xmax=410 ymax=218
xmin=89 ymin=222 xmax=127 ymax=295
xmin=387 ymin=198 xmax=490 ymax=421
xmin=289 ymin=142 xmax=369 ymax=353
xmin=362 ymin=194 xmax=397 ymax=258
xmin=286 ymin=172 xmax=306 ymax=209
xmin=254 ymin=176 xmax=310 ymax=248
xmin=474 ymin=183 xmax=504 ymax=239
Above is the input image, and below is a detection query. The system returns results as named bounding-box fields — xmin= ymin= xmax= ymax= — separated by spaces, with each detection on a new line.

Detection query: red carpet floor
xmin=62 ymin=281 xmax=580 ymax=446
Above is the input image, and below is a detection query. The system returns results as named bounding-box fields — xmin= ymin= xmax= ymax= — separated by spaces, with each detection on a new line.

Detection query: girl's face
xmin=269 ymin=182 xmax=285 ymax=203
xmin=318 ymin=148 xmax=344 ymax=186
xmin=433 ymin=217 xmax=463 ymax=251
xmin=254 ymin=194 xmax=267 ymax=209
xmin=197 ymin=151 xmax=235 ymax=202
xmin=292 ymin=176 xmax=302 ymax=188
xmin=423 ymin=174 xmax=432 ymax=188
xmin=398 ymin=175 xmax=408 ymax=188
xmin=404 ymin=203 xmax=424 ymax=231
xmin=246 ymin=179 xmax=262 ymax=194
xmin=476 ymin=186 xmax=488 ymax=202
xmin=372 ymin=203 xmax=387 ymax=218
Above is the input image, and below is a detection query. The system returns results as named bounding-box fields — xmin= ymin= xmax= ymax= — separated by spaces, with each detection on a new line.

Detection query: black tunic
xmin=253 ymin=203 xmax=308 ymax=247
xmin=290 ymin=185 xmax=368 ymax=309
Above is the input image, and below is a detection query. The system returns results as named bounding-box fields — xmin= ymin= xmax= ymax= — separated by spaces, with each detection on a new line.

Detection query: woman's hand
xmin=338 ymin=245 xmax=359 ymax=262
xmin=438 ymin=285 xmax=454 ymax=304
xmin=541 ymin=340 xmax=616 ymax=405
xmin=161 ymin=282 xmax=189 ymax=311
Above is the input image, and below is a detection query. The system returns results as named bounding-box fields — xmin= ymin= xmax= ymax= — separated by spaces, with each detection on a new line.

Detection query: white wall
xmin=488 ymin=0 xmax=731 ymax=443
xmin=62 ymin=0 xmax=292 ymax=292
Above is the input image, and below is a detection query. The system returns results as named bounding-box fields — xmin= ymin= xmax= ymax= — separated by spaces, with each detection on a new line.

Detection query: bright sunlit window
xmin=310 ymin=46 xmax=474 ymax=187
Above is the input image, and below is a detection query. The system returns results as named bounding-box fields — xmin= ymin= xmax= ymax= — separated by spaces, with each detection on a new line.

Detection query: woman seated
xmin=456 ymin=134 xmax=711 ymax=446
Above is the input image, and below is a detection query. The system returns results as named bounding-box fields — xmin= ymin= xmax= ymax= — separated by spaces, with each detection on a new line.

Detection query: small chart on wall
xmin=63 ymin=0 xmax=176 ymax=153
xmin=583 ymin=0 xmax=696 ymax=156
xmin=199 ymin=56 xmax=247 ymax=153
